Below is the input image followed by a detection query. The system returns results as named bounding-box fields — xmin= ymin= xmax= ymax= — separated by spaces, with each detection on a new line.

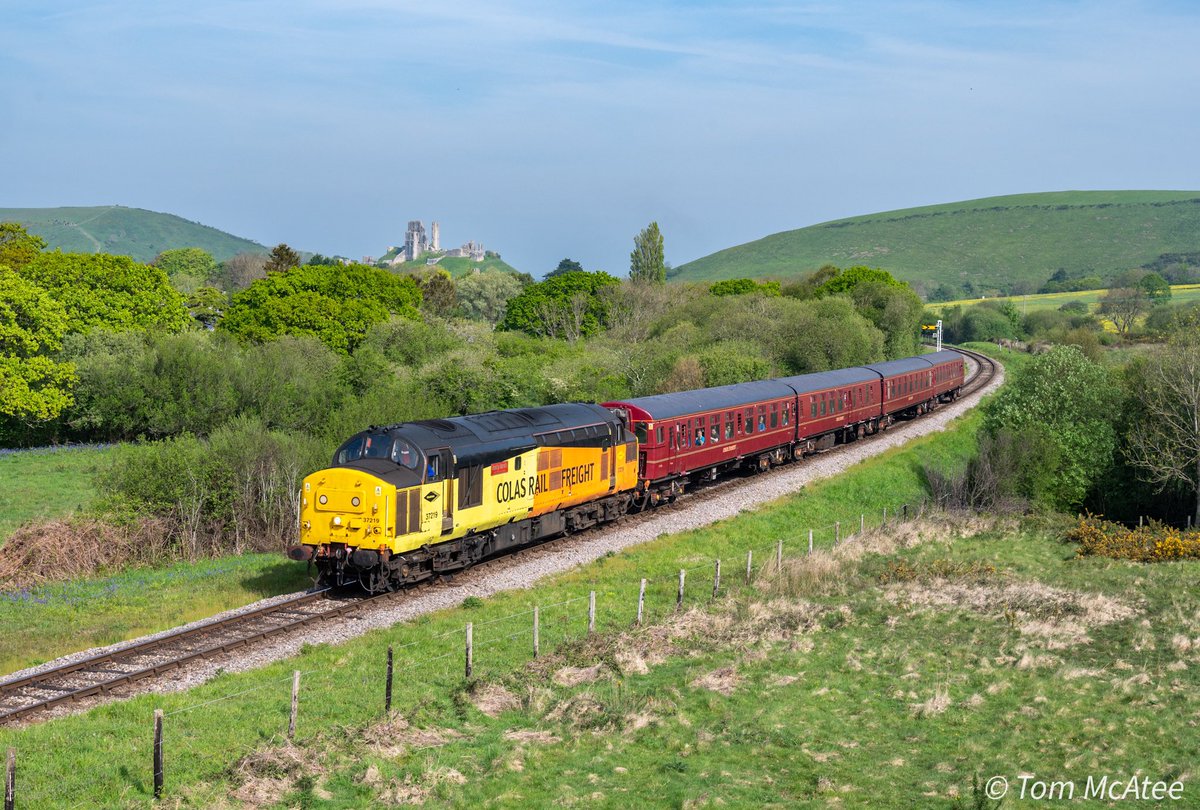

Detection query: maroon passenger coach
xmin=603 ymin=350 xmax=965 ymax=504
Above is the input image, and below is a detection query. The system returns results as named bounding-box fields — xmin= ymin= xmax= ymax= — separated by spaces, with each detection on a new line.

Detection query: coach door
xmin=669 ymin=422 xmax=684 ymax=476
xmin=429 ymin=447 xmax=455 ymax=534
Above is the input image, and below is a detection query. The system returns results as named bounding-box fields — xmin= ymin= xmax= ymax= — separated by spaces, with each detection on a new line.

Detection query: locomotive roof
xmin=338 ymin=402 xmax=622 ymax=473
xmin=607 ymin=379 xmax=795 ymax=421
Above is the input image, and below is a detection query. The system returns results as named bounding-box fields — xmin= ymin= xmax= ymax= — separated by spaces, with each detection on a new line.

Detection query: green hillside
xmin=673 ymin=191 xmax=1200 ymax=294
xmin=0 ymin=205 xmax=268 ymax=263
xmin=382 ymin=252 xmax=524 ymax=278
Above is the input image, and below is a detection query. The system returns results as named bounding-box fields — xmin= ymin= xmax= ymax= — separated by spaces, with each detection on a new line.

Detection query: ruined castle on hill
xmin=389 ymin=220 xmax=485 ymax=264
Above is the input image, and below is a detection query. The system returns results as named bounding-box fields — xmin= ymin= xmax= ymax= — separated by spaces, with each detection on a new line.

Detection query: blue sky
xmin=3 ymin=1 xmax=1199 ymax=275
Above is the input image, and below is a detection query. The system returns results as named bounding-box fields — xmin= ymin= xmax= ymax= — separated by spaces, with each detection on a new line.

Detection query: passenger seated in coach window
xmin=695 ymin=429 xmax=705 ymax=446
xmin=758 ymin=415 xmax=766 ymax=432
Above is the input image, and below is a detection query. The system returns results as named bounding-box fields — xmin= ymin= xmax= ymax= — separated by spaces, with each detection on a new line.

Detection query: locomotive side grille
xmin=395 ymin=492 xmax=407 ymax=536
xmin=408 ymin=489 xmax=421 ymax=534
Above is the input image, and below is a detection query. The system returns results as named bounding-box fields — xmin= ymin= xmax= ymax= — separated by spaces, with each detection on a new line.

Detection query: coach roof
xmin=776 ymin=366 xmax=880 ymax=395
xmin=606 ymin=379 xmax=796 ymax=421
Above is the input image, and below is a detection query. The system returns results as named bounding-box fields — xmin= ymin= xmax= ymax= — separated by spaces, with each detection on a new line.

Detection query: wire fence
xmin=5 ymin=496 xmax=945 ymax=808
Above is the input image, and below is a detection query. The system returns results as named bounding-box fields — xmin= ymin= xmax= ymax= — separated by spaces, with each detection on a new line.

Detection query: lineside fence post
xmin=677 ymin=570 xmax=685 ymax=610
xmin=835 ymin=522 xmax=840 ymax=545
xmin=465 ymin=623 xmax=473 ymax=679
xmin=712 ymin=559 xmax=721 ymax=599
xmin=776 ymin=540 xmax=783 ymax=571
xmin=861 ymin=514 xmax=865 ymax=535
xmin=6 ymin=747 xmax=15 ymax=810
xmin=588 ymin=591 xmax=596 ymax=634
xmin=385 ymin=646 xmax=394 ymax=715
xmin=533 ymin=606 xmax=540 ymax=657
xmin=808 ymin=529 xmax=813 ymax=554
xmin=153 ymin=709 xmax=164 ymax=800
xmin=637 ymin=579 xmax=646 ymax=625
xmin=746 ymin=550 xmax=753 ymax=584
xmin=288 ymin=671 xmax=300 ymax=741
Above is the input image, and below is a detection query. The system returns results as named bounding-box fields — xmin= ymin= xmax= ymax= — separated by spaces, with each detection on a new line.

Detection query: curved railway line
xmin=0 ymin=346 xmax=997 ymax=726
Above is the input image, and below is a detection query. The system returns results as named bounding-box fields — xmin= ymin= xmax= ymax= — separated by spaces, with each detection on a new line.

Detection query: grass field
xmin=671 ymin=190 xmax=1200 ymax=292
xmin=0 ymin=446 xmax=113 ymax=542
xmin=925 ymin=282 xmax=1200 ymax=317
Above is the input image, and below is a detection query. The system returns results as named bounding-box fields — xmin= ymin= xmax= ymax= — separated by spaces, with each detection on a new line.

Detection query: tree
xmin=1139 ymin=271 xmax=1171 ymax=302
xmin=1125 ymin=327 xmax=1200 ymax=525
xmin=710 ymin=278 xmax=781 ymax=297
xmin=499 ymin=270 xmax=620 ymax=339
xmin=1099 ymin=287 xmax=1148 ymax=335
xmin=456 ymin=270 xmax=523 ymax=324
xmin=218 ymin=253 xmax=268 ymax=291
xmin=264 ymin=243 xmax=301 ymax=275
xmin=983 ymin=345 xmax=1117 ymax=509
xmin=186 ymin=286 xmax=228 ymax=329
xmin=17 ymin=252 xmax=189 ymax=334
xmin=629 ymin=222 xmax=665 ymax=284
xmin=153 ymin=247 xmax=218 ymax=283
xmin=0 ymin=223 xmax=46 ymax=271
xmin=418 ymin=269 xmax=457 ymax=319
xmin=0 ymin=270 xmax=76 ymax=422
xmin=547 ymin=258 xmax=583 ymax=278
xmin=219 ymin=263 xmax=422 ymax=353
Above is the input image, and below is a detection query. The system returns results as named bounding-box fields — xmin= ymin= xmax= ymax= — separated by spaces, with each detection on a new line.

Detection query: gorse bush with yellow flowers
xmin=1067 ymin=514 xmax=1200 ymax=562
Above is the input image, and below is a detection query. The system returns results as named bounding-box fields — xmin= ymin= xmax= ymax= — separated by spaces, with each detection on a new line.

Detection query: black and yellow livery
xmin=292 ymin=403 xmax=638 ymax=591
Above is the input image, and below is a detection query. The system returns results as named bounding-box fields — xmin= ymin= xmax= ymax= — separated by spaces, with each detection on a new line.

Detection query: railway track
xmin=0 ymin=347 xmax=1000 ymax=727
xmin=0 ymin=589 xmax=388 ymax=724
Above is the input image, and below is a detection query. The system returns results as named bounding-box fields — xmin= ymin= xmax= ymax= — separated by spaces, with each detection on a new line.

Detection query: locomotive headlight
xmin=319 ymin=494 xmax=328 ymax=505
xmin=351 ymin=496 xmax=361 ymax=507
xmin=333 ymin=516 xmax=342 ymax=526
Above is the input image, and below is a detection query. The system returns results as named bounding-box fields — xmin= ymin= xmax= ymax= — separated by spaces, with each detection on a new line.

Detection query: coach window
xmin=810 ymin=397 xmax=816 ymax=418
xmin=782 ymin=403 xmax=790 ymax=425
xmin=725 ymin=416 xmax=734 ymax=440
xmin=770 ymin=405 xmax=778 ymax=428
xmin=710 ymin=416 xmax=719 ymax=442
xmin=745 ymin=408 xmax=754 ymax=432
xmin=680 ymin=424 xmax=689 ymax=449
xmin=656 ymin=426 xmax=665 ymax=445
xmin=758 ymin=408 xmax=766 ymax=431
xmin=820 ymin=397 xmax=826 ymax=416
xmin=736 ymin=412 xmax=743 ymax=434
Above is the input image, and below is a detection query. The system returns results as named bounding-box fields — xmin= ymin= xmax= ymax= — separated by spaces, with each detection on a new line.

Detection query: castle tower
xmin=404 ymin=220 xmax=426 ymax=262
xmin=431 ymin=221 xmax=440 ymax=251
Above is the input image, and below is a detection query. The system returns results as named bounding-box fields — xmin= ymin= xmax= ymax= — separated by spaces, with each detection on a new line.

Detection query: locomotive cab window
xmin=425 ymin=455 xmax=440 ymax=481
xmin=390 ymin=438 xmax=421 ymax=470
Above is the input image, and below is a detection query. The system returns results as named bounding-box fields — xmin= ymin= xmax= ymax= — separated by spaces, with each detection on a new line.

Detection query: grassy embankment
xmin=0 ymin=446 xmax=312 ymax=675
xmin=9 ymin=355 xmax=1173 ymax=807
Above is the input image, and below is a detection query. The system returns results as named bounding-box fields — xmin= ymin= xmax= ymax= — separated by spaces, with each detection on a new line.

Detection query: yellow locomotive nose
xmin=300 ymin=469 xmax=393 ymax=548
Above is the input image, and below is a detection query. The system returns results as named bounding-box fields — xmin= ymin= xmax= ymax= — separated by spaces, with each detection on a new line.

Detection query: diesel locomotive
xmin=288 ymin=350 xmax=965 ymax=592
